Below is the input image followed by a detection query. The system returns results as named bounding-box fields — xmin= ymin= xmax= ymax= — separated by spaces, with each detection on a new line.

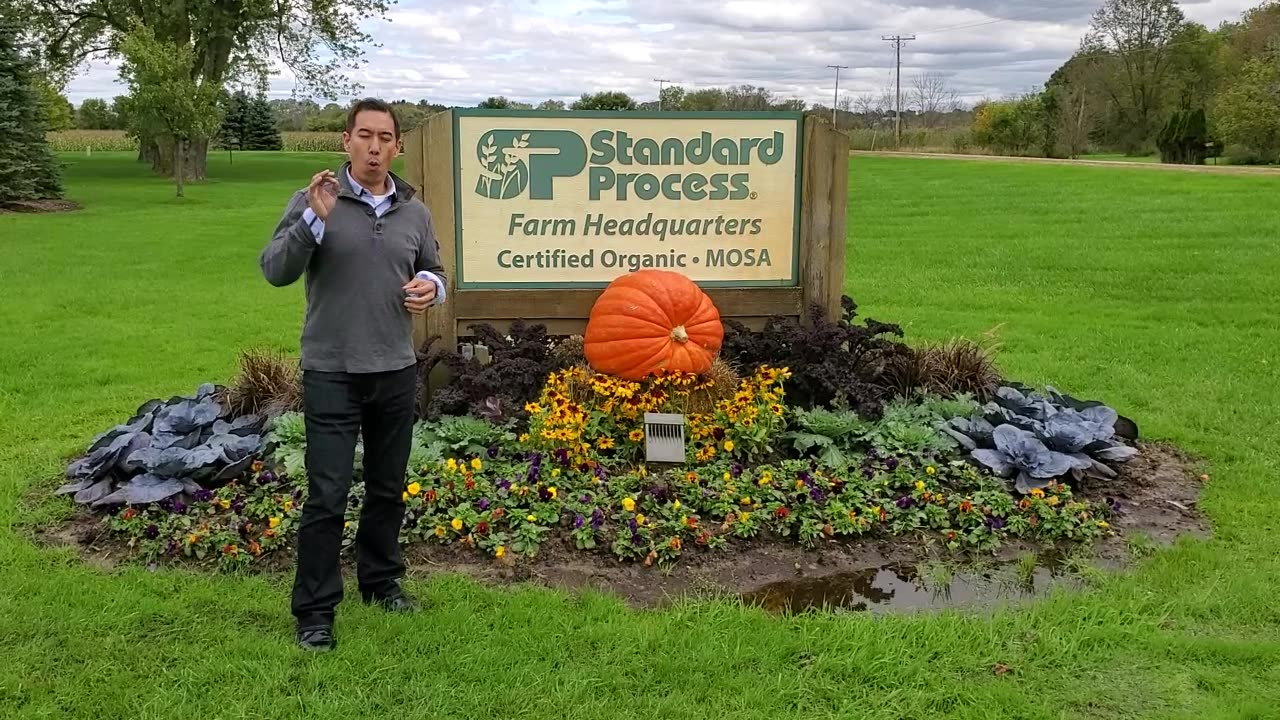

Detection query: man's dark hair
xmin=346 ymin=98 xmax=400 ymax=137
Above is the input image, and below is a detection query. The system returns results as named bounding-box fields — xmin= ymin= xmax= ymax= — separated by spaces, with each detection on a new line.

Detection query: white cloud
xmin=63 ymin=0 xmax=1259 ymax=108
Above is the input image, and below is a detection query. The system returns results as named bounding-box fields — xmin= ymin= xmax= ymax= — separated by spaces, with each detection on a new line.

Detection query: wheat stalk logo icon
xmin=475 ymin=132 xmax=531 ymax=199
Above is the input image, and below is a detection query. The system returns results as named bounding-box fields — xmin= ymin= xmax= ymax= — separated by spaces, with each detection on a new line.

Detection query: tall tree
xmin=31 ymin=0 xmax=390 ymax=179
xmin=76 ymin=97 xmax=115 ymax=128
xmin=571 ymin=91 xmax=637 ymax=111
xmin=1082 ymin=0 xmax=1187 ymax=154
xmin=117 ymin=23 xmax=223 ymax=197
xmin=1213 ymin=56 xmax=1280 ymax=163
xmin=0 ymin=11 xmax=62 ymax=205
xmin=215 ymin=90 xmax=248 ymax=152
xmin=242 ymin=94 xmax=281 ymax=150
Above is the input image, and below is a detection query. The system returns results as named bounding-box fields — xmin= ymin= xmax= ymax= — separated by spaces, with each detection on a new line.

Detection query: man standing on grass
xmin=260 ymin=98 xmax=447 ymax=652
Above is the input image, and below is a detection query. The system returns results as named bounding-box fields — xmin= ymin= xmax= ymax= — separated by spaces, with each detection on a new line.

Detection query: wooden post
xmin=798 ymin=115 xmax=849 ymax=324
xmin=404 ymin=112 xmax=459 ymax=356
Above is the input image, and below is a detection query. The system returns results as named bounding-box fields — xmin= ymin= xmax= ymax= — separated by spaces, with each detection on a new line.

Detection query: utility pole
xmin=654 ymin=78 xmax=672 ymax=111
xmin=881 ymin=34 xmax=914 ymax=145
xmin=827 ymin=64 xmax=848 ymax=127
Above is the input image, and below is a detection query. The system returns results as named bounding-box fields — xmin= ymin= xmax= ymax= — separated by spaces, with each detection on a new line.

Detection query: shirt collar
xmin=346 ymin=167 xmax=392 ymax=199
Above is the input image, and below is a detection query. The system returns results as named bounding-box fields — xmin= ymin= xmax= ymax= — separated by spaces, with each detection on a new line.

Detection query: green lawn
xmin=3 ymin=151 xmax=1280 ymax=719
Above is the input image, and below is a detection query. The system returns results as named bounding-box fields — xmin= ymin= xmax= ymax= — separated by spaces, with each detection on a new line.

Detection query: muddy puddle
xmin=739 ymin=552 xmax=1086 ymax=615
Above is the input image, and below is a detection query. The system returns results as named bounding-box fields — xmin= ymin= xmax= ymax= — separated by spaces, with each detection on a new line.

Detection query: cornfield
xmin=282 ymin=132 xmax=343 ymax=152
xmin=47 ymin=130 xmax=136 ymax=152
xmin=45 ymin=130 xmax=344 ymax=153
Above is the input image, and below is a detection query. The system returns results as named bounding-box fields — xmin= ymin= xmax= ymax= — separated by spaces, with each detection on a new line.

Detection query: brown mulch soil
xmin=26 ymin=440 xmax=1211 ymax=610
xmin=0 ymin=199 xmax=82 ymax=214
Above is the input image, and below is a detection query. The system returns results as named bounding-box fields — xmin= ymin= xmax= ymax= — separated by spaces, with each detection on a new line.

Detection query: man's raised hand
xmin=307 ymin=170 xmax=338 ymax=220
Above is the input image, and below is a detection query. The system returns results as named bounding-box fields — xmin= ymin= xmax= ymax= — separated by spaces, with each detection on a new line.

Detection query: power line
xmin=827 ymin=64 xmax=849 ymax=125
xmin=882 ymin=34 xmax=915 ymax=144
xmin=654 ymin=78 xmax=672 ymax=110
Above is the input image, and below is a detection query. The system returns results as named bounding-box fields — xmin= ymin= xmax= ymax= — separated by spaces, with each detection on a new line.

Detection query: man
xmin=260 ymin=98 xmax=447 ymax=652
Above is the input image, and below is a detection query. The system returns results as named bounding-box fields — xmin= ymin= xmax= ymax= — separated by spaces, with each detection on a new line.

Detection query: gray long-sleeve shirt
xmin=260 ymin=163 xmax=447 ymax=374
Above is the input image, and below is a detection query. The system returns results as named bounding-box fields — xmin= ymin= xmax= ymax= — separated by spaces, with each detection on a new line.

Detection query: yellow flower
xmin=795 ymin=479 xmax=805 ymax=490
xmin=622 ymin=497 xmax=636 ymax=512
xmin=344 ymin=521 xmax=351 ymax=529
xmin=723 ymin=471 xmax=731 ymax=482
xmin=1031 ymin=488 xmax=1046 ymax=498
xmin=269 ymin=517 xmax=280 ymax=529
xmin=597 ymin=436 xmax=616 ymax=449
xmin=434 ymin=526 xmax=446 ymax=538
xmin=446 ymin=458 xmax=458 ymax=473
xmin=637 ymin=513 xmax=646 ymax=525
xmin=673 ymin=500 xmax=681 ymax=510
xmin=758 ymin=471 xmax=773 ymax=486
xmin=740 ymin=497 xmax=752 ymax=506
xmin=496 ymin=545 xmax=506 ymax=558
xmin=723 ymin=440 xmax=735 ymax=452
xmin=926 ymin=466 xmax=937 ymax=476
xmin=915 ymin=481 xmax=926 ymax=491
xmin=1097 ymin=520 xmax=1110 ymax=529
xmin=629 ymin=429 xmax=644 ymax=442
xmin=283 ymin=500 xmax=294 ymax=512
xmin=402 ymin=491 xmax=409 ymax=501
xmin=218 ymin=499 xmax=231 ymax=509
xmin=451 ymin=518 xmax=463 ymax=531
xmin=471 ymin=457 xmax=483 ymax=471
xmin=548 ymin=486 xmax=558 ymax=499
xmin=740 ymin=511 xmax=751 ymax=521
xmin=527 ymin=514 xmax=538 ymax=523
xmin=519 ymin=433 xmax=530 ymax=443
xmin=685 ymin=471 xmax=699 ymax=483
xmin=1047 ymin=496 xmax=1060 ymax=506
xmin=551 ymin=468 xmax=561 ymax=478
xmin=407 ymin=482 xmax=421 ymax=496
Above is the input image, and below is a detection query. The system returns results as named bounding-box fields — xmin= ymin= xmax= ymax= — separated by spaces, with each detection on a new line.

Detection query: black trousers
xmin=291 ymin=364 xmax=417 ymax=626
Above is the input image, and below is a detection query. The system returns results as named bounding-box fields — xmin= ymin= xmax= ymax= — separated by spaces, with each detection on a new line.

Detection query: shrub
xmin=219 ymin=348 xmax=301 ymax=419
xmin=882 ymin=338 xmax=1002 ymax=401
xmin=418 ymin=321 xmax=575 ymax=424
xmin=720 ymin=296 xmax=914 ymax=418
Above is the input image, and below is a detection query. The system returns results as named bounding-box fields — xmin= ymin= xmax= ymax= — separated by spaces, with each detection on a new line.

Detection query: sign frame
xmin=448 ymin=108 xmax=807 ymax=290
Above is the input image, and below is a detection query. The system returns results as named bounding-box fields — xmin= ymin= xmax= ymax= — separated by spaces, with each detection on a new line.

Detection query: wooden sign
xmin=404 ymin=109 xmax=848 ymax=357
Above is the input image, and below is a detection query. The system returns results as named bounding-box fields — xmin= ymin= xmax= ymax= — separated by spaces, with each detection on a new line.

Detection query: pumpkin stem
xmin=671 ymin=325 xmax=689 ymax=343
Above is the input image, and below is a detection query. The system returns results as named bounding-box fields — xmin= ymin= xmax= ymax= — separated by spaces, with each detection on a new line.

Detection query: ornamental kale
xmin=720 ymin=296 xmax=914 ymax=419
xmin=57 ymin=384 xmax=267 ymax=508
xmin=972 ymin=425 xmax=1089 ymax=494
xmin=942 ymin=383 xmax=1140 ymax=493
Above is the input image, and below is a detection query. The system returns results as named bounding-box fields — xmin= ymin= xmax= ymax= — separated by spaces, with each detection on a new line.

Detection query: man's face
xmin=343 ymin=109 xmax=400 ymax=186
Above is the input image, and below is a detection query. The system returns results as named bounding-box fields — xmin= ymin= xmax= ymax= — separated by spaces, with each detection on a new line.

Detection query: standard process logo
xmin=474 ymin=130 xmax=586 ymax=200
xmin=473 ymin=127 xmax=786 ymax=202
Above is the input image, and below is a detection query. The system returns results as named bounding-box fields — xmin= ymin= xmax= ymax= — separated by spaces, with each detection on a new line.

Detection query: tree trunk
xmin=150 ymin=136 xmax=209 ymax=181
xmin=175 ymin=138 xmax=185 ymax=198
xmin=138 ymin=135 xmax=159 ymax=166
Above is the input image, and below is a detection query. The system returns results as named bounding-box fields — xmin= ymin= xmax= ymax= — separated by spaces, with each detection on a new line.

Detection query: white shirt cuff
xmin=415 ymin=271 xmax=446 ymax=305
xmin=301 ymin=207 xmax=325 ymax=243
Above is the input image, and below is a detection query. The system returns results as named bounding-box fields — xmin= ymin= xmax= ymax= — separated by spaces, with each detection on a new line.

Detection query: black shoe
xmin=296 ymin=623 xmax=337 ymax=652
xmin=361 ymin=585 xmax=419 ymax=613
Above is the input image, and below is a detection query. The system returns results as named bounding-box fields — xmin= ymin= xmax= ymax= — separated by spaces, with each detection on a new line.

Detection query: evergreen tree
xmin=216 ymin=90 xmax=248 ymax=151
xmin=243 ymin=94 xmax=281 ymax=151
xmin=0 ymin=14 xmax=63 ymax=205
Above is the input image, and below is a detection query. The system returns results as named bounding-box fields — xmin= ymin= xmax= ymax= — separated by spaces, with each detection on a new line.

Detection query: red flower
xmin=122 ymin=508 xmax=138 ymax=521
xmin=960 ymin=500 xmax=973 ymax=513
xmin=492 ymin=507 xmax=506 ymax=519
xmin=426 ymin=489 xmax=437 ymax=502
xmin=476 ymin=521 xmax=490 ymax=535
xmin=465 ymin=478 xmax=476 ymax=491
xmin=774 ymin=507 xmax=790 ymax=519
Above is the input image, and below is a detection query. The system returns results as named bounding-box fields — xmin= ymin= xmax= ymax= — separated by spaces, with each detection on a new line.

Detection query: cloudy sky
xmin=63 ymin=0 xmax=1261 ymax=108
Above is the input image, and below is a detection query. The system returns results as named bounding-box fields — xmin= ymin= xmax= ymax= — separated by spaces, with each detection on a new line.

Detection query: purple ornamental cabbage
xmin=971 ymin=425 xmax=1086 ymax=494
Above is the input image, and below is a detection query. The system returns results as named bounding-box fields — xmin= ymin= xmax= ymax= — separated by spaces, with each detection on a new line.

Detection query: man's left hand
xmin=403 ymin=276 xmax=437 ymax=314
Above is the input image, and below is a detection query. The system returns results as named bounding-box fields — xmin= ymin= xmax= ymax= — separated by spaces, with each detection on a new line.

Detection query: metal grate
xmin=644 ymin=412 xmax=686 ymax=463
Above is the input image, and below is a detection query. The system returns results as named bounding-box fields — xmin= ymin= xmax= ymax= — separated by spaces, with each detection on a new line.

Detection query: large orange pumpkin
xmin=583 ymin=270 xmax=723 ymax=380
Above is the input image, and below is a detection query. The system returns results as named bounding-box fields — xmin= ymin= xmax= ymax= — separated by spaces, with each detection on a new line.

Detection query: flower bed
xmin=46 ymin=288 xmax=1166 ymax=576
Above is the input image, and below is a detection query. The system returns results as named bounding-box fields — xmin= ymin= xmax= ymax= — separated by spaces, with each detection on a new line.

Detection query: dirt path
xmin=852 ymin=150 xmax=1280 ymax=176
